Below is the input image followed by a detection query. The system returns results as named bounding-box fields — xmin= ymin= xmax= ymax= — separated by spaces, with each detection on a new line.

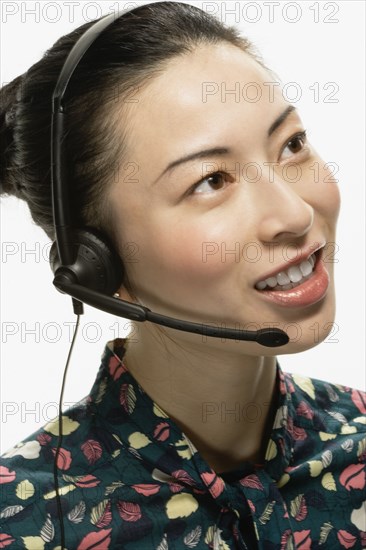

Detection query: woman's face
xmin=110 ymin=42 xmax=340 ymax=353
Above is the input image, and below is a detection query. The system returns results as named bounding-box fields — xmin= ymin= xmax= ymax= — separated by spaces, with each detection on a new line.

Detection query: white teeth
xmin=255 ymin=252 xmax=316 ymax=290
xmin=276 ymin=271 xmax=291 ymax=285
xmin=299 ymin=260 xmax=313 ymax=277
xmin=266 ymin=277 xmax=278 ymax=288
xmin=255 ymin=280 xmax=267 ymax=290
xmin=287 ymin=265 xmax=303 ymax=283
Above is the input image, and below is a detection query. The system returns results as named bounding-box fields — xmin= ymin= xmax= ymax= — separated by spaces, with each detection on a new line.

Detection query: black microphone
xmin=53 ymin=273 xmax=290 ymax=348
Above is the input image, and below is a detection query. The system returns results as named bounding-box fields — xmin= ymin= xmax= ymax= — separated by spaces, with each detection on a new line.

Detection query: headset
xmin=48 ymin=6 xmax=289 ymax=349
xmin=48 ymin=5 xmax=290 ymax=548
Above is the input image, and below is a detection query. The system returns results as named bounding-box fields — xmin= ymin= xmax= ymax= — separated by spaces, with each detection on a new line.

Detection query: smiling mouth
xmin=254 ymin=249 xmax=322 ymax=291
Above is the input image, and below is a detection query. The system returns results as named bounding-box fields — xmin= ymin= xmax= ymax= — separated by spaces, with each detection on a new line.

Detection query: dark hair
xmin=0 ymin=1 xmax=266 ymax=259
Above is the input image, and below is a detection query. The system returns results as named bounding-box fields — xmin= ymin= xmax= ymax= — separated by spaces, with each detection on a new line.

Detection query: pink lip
xmin=254 ymin=247 xmax=330 ymax=307
xmin=255 ymin=241 xmax=325 ymax=285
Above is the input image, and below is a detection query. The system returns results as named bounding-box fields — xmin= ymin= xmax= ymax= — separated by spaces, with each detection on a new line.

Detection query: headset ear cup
xmin=49 ymin=227 xmax=125 ymax=296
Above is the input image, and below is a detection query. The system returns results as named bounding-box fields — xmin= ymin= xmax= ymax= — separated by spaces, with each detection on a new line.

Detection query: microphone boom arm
xmin=53 ymin=276 xmax=289 ymax=348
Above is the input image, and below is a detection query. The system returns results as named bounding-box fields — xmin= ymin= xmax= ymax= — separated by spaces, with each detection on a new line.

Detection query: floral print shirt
xmin=1 ymin=337 xmax=366 ymax=550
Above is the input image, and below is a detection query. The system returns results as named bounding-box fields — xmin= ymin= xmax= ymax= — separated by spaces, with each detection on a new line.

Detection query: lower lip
xmin=254 ymin=249 xmax=330 ymax=307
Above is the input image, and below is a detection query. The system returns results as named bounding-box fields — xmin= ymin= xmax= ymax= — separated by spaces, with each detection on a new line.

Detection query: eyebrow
xmin=267 ymin=104 xmax=296 ymax=137
xmin=153 ymin=104 xmax=296 ymax=184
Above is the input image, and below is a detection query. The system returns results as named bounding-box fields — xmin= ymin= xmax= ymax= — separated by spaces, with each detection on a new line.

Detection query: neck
xmin=122 ymin=323 xmax=278 ymax=473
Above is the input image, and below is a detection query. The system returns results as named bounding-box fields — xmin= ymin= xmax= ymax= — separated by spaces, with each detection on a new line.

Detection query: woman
xmin=1 ymin=2 xmax=365 ymax=549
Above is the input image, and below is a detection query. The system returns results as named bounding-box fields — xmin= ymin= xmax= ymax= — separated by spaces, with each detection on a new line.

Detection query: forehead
xmin=126 ymin=42 xmax=279 ymax=112
xmin=120 ymin=43 xmax=288 ymax=160
xmin=155 ymin=42 xmax=272 ymax=96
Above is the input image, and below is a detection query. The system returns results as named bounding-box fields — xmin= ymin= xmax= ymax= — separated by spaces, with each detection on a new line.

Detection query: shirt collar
xmin=87 ymin=338 xmax=296 ymax=497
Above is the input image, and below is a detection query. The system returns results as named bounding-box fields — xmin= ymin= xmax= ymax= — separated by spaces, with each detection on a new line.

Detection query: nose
xmin=255 ymin=172 xmax=314 ymax=243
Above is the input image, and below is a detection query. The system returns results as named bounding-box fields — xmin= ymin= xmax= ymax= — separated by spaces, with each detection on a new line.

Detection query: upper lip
xmin=254 ymin=241 xmax=326 ymax=285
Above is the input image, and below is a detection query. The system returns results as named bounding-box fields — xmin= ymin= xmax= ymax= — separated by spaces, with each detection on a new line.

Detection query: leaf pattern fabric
xmin=0 ymin=337 xmax=365 ymax=549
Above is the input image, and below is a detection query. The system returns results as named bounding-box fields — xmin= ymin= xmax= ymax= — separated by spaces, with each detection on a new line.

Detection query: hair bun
xmin=0 ymin=74 xmax=25 ymax=197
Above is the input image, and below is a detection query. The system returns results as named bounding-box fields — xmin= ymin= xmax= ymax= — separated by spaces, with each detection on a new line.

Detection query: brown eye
xmin=280 ymin=130 xmax=308 ymax=160
xmin=288 ymin=135 xmax=305 ymax=153
xmin=188 ymin=171 xmax=232 ymax=196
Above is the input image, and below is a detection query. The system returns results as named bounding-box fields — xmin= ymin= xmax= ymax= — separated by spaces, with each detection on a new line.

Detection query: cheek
xmin=138 ymin=215 xmax=241 ymax=285
xmin=166 ymin=216 xmax=245 ymax=276
xmin=306 ymin=157 xmax=341 ymax=221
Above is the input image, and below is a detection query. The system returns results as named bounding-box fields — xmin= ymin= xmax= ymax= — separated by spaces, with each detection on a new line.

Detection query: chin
xmin=275 ymin=288 xmax=337 ymax=354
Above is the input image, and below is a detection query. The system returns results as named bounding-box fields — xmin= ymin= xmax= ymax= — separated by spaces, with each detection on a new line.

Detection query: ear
xmin=116 ymin=285 xmax=134 ymax=302
xmin=114 ymin=275 xmax=139 ymax=304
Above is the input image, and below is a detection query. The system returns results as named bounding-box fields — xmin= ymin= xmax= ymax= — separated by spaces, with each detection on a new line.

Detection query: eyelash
xmin=186 ymin=130 xmax=308 ymax=197
xmin=280 ymin=129 xmax=308 ymax=159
